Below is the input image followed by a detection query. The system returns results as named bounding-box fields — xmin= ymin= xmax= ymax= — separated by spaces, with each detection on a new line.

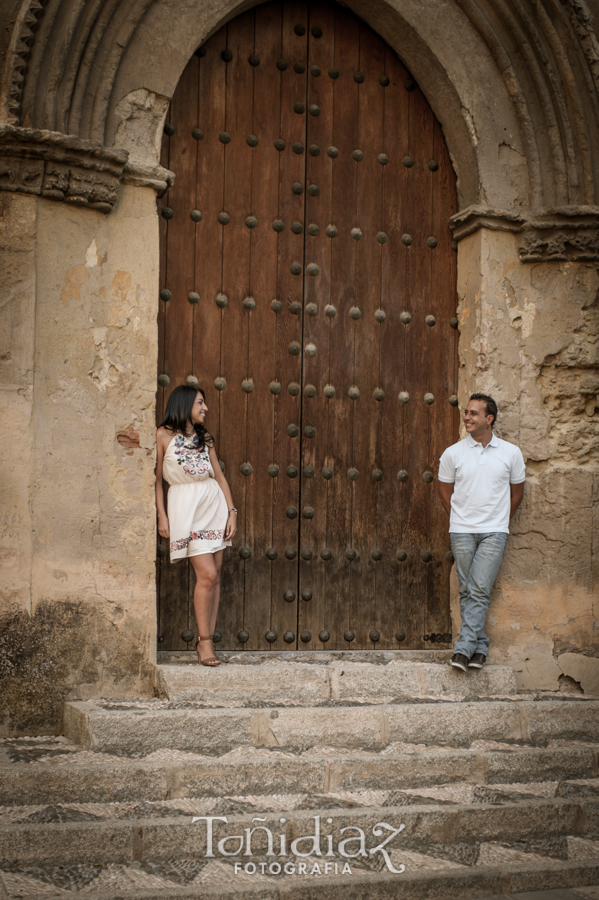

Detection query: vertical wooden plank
xmin=317 ymin=4 xmax=359 ymax=649
xmin=159 ymin=56 xmax=198 ymax=649
xmin=426 ymin=116 xmax=458 ymax=642
xmin=194 ymin=33 xmax=227 ymax=454
xmin=244 ymin=2 xmax=283 ymax=650
xmin=297 ymin=1 xmax=335 ymax=648
xmin=157 ymin=124 xmax=170 ymax=427
xmin=190 ymin=30 xmax=228 ymax=642
xmin=162 ymin=58 xmax=199 ymax=409
xmin=156 ymin=113 xmax=171 ymax=648
xmin=378 ymin=44 xmax=411 ymax=648
xmin=401 ymin=79 xmax=434 ymax=649
xmin=270 ymin=0 xmax=308 ymax=649
xmin=351 ymin=22 xmax=385 ymax=648
xmin=216 ymin=13 xmax=255 ymax=647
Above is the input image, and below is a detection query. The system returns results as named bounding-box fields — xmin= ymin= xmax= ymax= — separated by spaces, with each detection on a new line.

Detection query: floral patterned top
xmin=162 ymin=432 xmax=215 ymax=485
xmin=173 ymin=433 xmax=211 ymax=476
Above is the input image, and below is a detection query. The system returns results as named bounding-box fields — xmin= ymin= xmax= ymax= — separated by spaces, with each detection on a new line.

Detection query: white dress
xmin=162 ymin=432 xmax=232 ymax=561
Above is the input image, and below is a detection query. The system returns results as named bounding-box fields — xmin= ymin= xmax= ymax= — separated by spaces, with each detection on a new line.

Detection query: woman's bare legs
xmin=190 ymin=550 xmax=224 ymax=664
xmin=209 ymin=551 xmax=223 ymax=635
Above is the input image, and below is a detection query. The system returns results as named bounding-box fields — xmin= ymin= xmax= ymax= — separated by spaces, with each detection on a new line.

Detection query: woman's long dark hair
xmin=159 ymin=385 xmax=214 ymax=450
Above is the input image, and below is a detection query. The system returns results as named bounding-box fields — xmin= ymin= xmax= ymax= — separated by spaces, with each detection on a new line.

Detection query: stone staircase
xmin=1 ymin=650 xmax=599 ymax=900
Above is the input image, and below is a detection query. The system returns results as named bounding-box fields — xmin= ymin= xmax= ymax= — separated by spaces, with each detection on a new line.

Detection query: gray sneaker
xmin=468 ymin=653 xmax=486 ymax=669
xmin=450 ymin=653 xmax=469 ymax=673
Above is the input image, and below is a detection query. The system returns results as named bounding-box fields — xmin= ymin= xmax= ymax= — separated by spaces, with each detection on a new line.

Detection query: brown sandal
xmin=195 ymin=635 xmax=220 ymax=667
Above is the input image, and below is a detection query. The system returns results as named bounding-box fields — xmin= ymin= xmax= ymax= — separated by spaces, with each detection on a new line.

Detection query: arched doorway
xmin=156 ymin=0 xmax=458 ymax=652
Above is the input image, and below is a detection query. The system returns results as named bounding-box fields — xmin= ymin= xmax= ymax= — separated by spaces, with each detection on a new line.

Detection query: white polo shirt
xmin=438 ymin=433 xmax=525 ymax=533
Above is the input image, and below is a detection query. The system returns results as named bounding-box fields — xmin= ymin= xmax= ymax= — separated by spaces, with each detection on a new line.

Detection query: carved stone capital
xmin=518 ymin=207 xmax=599 ymax=262
xmin=449 ymin=205 xmax=599 ymax=262
xmin=0 ymin=126 xmax=127 ymax=211
xmin=0 ymin=126 xmax=175 ymax=211
xmin=122 ymin=161 xmax=175 ymax=198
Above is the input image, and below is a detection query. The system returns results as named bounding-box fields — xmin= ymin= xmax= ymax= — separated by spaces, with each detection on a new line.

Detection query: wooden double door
xmin=157 ymin=0 xmax=458 ymax=652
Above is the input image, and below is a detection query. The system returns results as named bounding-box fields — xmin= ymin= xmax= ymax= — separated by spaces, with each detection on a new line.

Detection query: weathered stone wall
xmin=0 ymin=192 xmax=36 ymax=612
xmin=0 ymin=186 xmax=159 ymax=736
xmin=454 ymin=229 xmax=599 ymax=692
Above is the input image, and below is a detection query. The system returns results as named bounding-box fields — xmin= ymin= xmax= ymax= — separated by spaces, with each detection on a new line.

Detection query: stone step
xmin=63 ymin=698 xmax=599 ymax=756
xmin=157 ymin=649 xmax=455 ymax=665
xmin=2 ymin=729 xmax=599 ymax=900
xmin=1 ymin=735 xmax=598 ymax=806
xmin=2 ymin=790 xmax=599 ymax=867
xmin=1 ymin=855 xmax=598 ymax=900
xmin=155 ymin=657 xmax=519 ymax=706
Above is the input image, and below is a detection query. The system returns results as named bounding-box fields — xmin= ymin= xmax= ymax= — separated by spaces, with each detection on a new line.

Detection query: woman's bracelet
xmin=228 ymin=508 xmax=237 ymax=514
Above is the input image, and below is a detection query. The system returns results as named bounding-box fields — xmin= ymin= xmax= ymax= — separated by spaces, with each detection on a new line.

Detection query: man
xmin=438 ymin=393 xmax=525 ymax=672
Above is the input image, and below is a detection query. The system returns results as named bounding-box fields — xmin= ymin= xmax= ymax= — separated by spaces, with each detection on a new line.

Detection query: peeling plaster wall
xmin=0 ymin=192 xmax=36 ymax=610
xmin=454 ymin=229 xmax=599 ymax=692
xmin=0 ymin=186 xmax=159 ymax=736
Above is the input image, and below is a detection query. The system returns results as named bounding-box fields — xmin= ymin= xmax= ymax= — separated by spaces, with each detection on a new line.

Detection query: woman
xmin=156 ymin=385 xmax=236 ymax=666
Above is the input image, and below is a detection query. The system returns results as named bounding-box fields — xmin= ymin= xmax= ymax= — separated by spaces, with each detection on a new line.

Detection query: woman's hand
xmin=225 ymin=511 xmax=237 ymax=541
xmin=158 ymin=513 xmax=170 ymax=539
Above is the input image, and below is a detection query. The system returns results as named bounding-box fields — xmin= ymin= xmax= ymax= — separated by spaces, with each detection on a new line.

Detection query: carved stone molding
xmin=0 ymin=126 xmax=127 ymax=211
xmin=0 ymin=126 xmax=174 ymax=211
xmin=4 ymin=0 xmax=49 ymax=126
xmin=518 ymin=208 xmax=599 ymax=262
xmin=449 ymin=205 xmax=599 ymax=262
xmin=122 ymin=161 xmax=175 ymax=197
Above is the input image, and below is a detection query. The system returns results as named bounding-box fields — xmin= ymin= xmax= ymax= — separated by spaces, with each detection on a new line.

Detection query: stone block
xmin=265 ymin=706 xmax=386 ymax=751
xmin=485 ymin=746 xmax=598 ymax=785
xmin=328 ymin=750 xmax=485 ymax=792
xmin=567 ymin=837 xmax=599 ymax=861
xmin=504 ymin=860 xmax=599 ymax=896
xmin=160 ymin=662 xmax=331 ymax=706
xmin=0 ymin=760 xmax=169 ymax=805
xmin=158 ymin=660 xmax=519 ymax=707
xmin=65 ymin=700 xmax=257 ymax=754
xmin=0 ymin=820 xmax=134 ymax=866
xmin=386 ymin=702 xmax=525 ymax=747
xmin=170 ymin=757 xmax=327 ymax=799
xmin=63 ymin=699 xmax=599 ymax=756
xmin=332 ymin=661 xmax=517 ymax=703
xmin=424 ymin=662 xmax=518 ymax=699
xmin=522 ymin=701 xmax=599 ymax=744
xmin=447 ymin=800 xmax=584 ymax=844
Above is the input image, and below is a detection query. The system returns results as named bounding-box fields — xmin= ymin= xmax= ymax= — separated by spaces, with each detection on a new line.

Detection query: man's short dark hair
xmin=469 ymin=393 xmax=497 ymax=425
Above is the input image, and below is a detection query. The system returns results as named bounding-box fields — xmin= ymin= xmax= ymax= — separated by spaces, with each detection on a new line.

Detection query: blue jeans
xmin=450 ymin=532 xmax=508 ymax=659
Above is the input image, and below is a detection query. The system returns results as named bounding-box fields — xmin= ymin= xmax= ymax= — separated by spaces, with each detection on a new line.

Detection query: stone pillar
xmin=0 ymin=126 xmax=174 ymax=736
xmin=0 ymin=155 xmax=165 ymax=737
xmin=454 ymin=226 xmax=599 ymax=693
xmin=0 ymin=192 xmax=37 ymax=611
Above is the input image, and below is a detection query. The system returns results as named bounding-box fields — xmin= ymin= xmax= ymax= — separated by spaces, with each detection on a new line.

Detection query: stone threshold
xmin=158 ymin=649 xmax=454 ymax=664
